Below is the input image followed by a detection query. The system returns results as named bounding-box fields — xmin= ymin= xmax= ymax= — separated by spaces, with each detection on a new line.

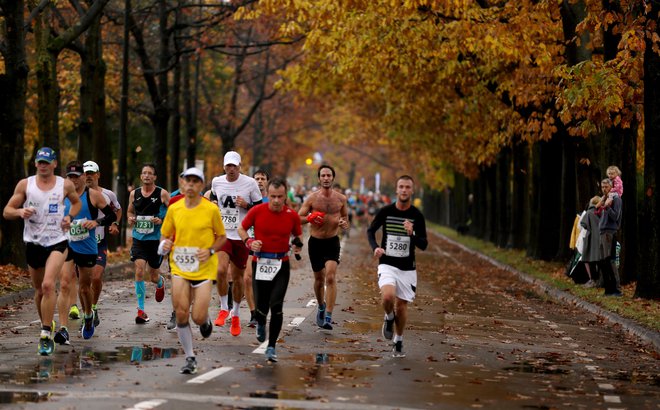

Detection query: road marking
xmin=288 ymin=317 xmax=305 ymax=327
xmin=187 ymin=367 xmax=233 ymax=384
xmin=126 ymin=399 xmax=166 ymax=409
xmin=585 ymin=365 xmax=599 ymax=371
xmin=598 ymin=383 xmax=615 ymax=390
xmin=603 ymin=395 xmax=621 ymax=403
xmin=306 ymin=299 xmax=318 ymax=307
xmin=253 ymin=341 xmax=268 ymax=354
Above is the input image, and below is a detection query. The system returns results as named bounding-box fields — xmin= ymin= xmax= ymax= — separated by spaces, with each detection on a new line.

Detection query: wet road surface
xmin=0 ymin=227 xmax=657 ymax=409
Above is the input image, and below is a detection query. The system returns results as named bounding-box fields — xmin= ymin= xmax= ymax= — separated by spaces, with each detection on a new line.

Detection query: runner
xmin=244 ymin=169 xmax=270 ymax=328
xmin=206 ymin=151 xmax=262 ymax=336
xmin=298 ymin=165 xmax=349 ymax=330
xmin=159 ymin=167 xmax=226 ymax=374
xmin=367 ymin=175 xmax=427 ymax=357
xmin=2 ymin=147 xmax=81 ymax=355
xmin=238 ymin=177 xmax=303 ymax=362
xmin=126 ymin=163 xmax=170 ymax=324
xmin=55 ymin=161 xmax=116 ymax=343
xmin=82 ymin=161 xmax=122 ymax=327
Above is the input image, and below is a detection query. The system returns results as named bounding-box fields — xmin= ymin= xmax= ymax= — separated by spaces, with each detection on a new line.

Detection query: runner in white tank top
xmin=2 ymin=147 xmax=81 ymax=356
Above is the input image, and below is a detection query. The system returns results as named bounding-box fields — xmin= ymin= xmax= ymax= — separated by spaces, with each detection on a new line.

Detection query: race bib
xmin=221 ymin=208 xmax=239 ymax=230
xmin=135 ymin=215 xmax=155 ymax=234
xmin=385 ymin=235 xmax=410 ymax=258
xmin=68 ymin=219 xmax=90 ymax=242
xmin=255 ymin=257 xmax=282 ymax=281
xmin=173 ymin=247 xmax=199 ymax=272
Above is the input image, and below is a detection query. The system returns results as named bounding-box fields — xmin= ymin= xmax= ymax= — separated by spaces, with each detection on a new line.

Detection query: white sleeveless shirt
xmin=23 ymin=176 xmax=67 ymax=246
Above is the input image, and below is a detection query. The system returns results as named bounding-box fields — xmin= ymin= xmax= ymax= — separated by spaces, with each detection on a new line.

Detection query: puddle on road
xmin=0 ymin=345 xmax=181 ymax=400
xmin=286 ymin=352 xmax=380 ymax=365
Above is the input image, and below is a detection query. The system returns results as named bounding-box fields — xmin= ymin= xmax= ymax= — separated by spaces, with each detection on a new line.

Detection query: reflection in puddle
xmin=287 ymin=352 xmax=380 ymax=365
xmin=0 ymin=346 xmax=180 ymax=388
xmin=0 ymin=391 xmax=52 ymax=404
xmin=503 ymin=362 xmax=570 ymax=375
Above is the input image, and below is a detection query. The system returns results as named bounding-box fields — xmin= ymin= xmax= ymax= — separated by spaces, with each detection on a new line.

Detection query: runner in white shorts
xmin=367 ymin=175 xmax=427 ymax=358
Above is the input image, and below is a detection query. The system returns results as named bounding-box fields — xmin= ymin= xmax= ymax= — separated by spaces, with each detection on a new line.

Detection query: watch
xmin=209 ymin=248 xmax=215 ymax=255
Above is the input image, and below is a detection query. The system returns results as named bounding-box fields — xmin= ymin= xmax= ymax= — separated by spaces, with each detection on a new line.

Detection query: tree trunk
xmin=183 ymin=55 xmax=197 ymax=170
xmin=170 ymin=56 xmax=181 ymax=188
xmin=0 ymin=0 xmax=29 ymax=266
xmin=507 ymin=139 xmax=529 ymax=249
xmin=636 ymin=6 xmax=660 ymax=299
xmin=496 ymin=148 xmax=511 ymax=247
xmin=557 ymin=132 xmax=577 ymax=260
xmin=527 ymin=137 xmax=562 ymax=260
xmin=484 ymin=165 xmax=497 ymax=244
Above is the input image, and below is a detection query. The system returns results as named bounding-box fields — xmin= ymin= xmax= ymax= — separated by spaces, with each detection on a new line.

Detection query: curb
xmin=0 ymin=262 xmax=134 ymax=308
xmin=433 ymin=231 xmax=660 ymax=353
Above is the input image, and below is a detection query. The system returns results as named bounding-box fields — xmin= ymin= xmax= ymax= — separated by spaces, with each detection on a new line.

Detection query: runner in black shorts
xmin=299 ymin=165 xmax=349 ymax=330
xmin=308 ymin=236 xmax=341 ymax=273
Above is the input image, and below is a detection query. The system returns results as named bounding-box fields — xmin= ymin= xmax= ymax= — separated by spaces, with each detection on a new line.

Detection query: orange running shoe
xmin=230 ymin=315 xmax=241 ymax=337
xmin=214 ymin=309 xmax=229 ymax=326
xmin=135 ymin=309 xmax=150 ymax=324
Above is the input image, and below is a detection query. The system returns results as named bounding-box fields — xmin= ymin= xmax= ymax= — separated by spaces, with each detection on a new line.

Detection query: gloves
xmin=306 ymin=211 xmax=325 ymax=226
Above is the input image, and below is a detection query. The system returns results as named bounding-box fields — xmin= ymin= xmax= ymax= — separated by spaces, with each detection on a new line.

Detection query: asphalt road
xmin=0 ymin=228 xmax=657 ymax=409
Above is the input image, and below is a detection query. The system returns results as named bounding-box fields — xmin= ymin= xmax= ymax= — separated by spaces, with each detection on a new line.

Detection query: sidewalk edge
xmin=433 ymin=231 xmax=660 ymax=353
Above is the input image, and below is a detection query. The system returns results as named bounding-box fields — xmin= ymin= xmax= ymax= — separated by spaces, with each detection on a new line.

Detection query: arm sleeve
xmin=96 ymin=204 xmax=117 ymax=226
xmin=413 ymin=211 xmax=428 ymax=251
xmin=366 ymin=209 xmax=385 ymax=250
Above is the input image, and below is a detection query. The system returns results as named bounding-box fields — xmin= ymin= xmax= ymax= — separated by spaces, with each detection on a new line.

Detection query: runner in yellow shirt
xmin=159 ymin=167 xmax=226 ymax=374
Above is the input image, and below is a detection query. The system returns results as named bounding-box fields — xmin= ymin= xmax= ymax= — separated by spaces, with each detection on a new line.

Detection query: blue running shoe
xmin=265 ymin=346 xmax=277 ymax=362
xmin=38 ymin=336 xmax=54 ymax=356
xmin=82 ymin=315 xmax=95 ymax=339
xmin=316 ymin=302 xmax=326 ymax=327
xmin=256 ymin=323 xmax=266 ymax=343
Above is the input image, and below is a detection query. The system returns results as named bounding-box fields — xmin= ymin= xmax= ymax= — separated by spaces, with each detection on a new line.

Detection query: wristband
xmin=112 ymin=221 xmax=119 ymax=227
xmin=245 ymin=238 xmax=255 ymax=249
xmin=209 ymin=248 xmax=215 ymax=255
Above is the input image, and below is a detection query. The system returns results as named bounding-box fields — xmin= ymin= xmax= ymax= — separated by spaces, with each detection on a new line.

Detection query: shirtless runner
xmin=299 ymin=164 xmax=349 ymax=330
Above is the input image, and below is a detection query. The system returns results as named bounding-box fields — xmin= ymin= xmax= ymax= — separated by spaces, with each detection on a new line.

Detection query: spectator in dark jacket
xmin=596 ymin=179 xmax=622 ymax=296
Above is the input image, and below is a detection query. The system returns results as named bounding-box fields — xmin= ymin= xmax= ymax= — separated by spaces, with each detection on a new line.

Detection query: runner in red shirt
xmin=238 ymin=177 xmax=302 ymax=363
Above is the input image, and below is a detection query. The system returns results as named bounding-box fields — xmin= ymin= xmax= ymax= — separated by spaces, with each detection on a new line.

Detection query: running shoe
xmin=382 ymin=315 xmax=395 ymax=340
xmin=135 ymin=309 xmax=150 ymax=324
xmin=256 ymin=323 xmax=266 ymax=343
xmin=265 ymin=346 xmax=277 ymax=363
xmin=322 ymin=316 xmax=333 ymax=330
xmin=82 ymin=315 xmax=95 ymax=339
xmin=93 ymin=307 xmax=100 ymax=327
xmin=392 ymin=341 xmax=406 ymax=358
xmin=200 ymin=318 xmax=213 ymax=338
xmin=316 ymin=302 xmax=326 ymax=327
xmin=180 ymin=356 xmax=197 ymax=374
xmin=214 ymin=309 xmax=229 ymax=326
xmin=248 ymin=311 xmax=257 ymax=328
xmin=230 ymin=315 xmax=241 ymax=336
xmin=69 ymin=304 xmax=80 ymax=320
xmin=38 ymin=336 xmax=54 ymax=356
xmin=167 ymin=311 xmax=177 ymax=330
xmin=155 ymin=275 xmax=165 ymax=302
xmin=54 ymin=328 xmax=70 ymax=345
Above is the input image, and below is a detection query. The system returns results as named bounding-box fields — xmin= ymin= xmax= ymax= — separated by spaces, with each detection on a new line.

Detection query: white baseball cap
xmin=181 ymin=167 xmax=204 ymax=183
xmin=223 ymin=151 xmax=241 ymax=166
xmin=83 ymin=161 xmax=100 ymax=173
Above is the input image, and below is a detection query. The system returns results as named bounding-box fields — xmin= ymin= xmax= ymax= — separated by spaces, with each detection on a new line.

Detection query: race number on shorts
xmin=135 ymin=215 xmax=155 ymax=234
xmin=255 ymin=257 xmax=282 ymax=281
xmin=385 ymin=235 xmax=410 ymax=258
xmin=173 ymin=247 xmax=199 ymax=272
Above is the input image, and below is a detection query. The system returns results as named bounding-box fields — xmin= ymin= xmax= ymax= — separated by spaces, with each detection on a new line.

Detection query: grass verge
xmin=434 ymin=224 xmax=660 ymax=332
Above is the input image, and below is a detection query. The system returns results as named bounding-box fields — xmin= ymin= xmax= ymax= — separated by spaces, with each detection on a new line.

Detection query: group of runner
xmin=3 ymin=147 xmax=427 ymax=373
